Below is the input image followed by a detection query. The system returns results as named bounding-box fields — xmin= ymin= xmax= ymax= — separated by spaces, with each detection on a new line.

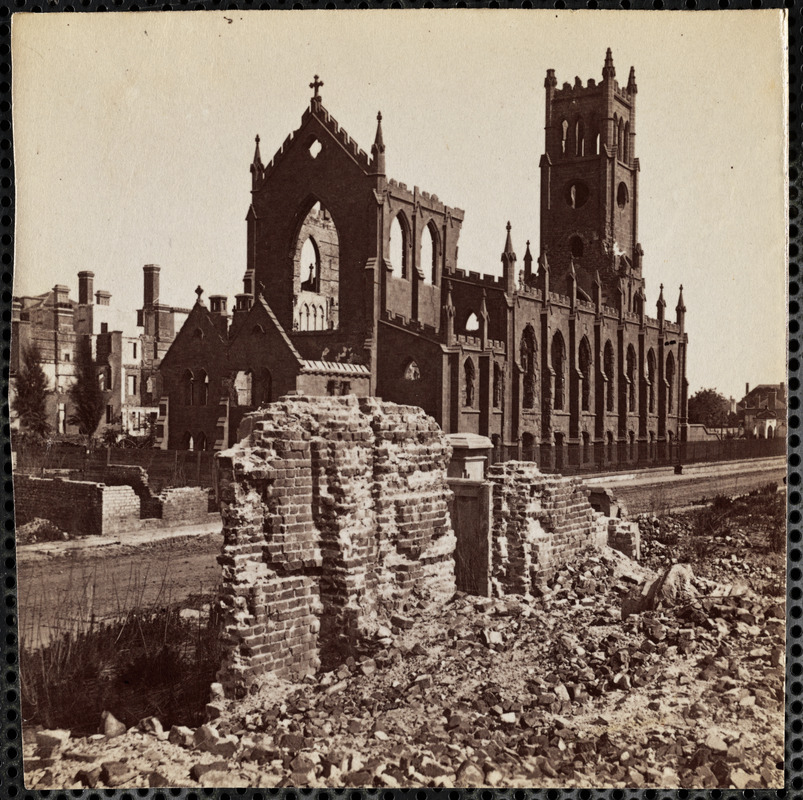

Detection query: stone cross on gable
xmin=310 ymin=75 xmax=323 ymax=98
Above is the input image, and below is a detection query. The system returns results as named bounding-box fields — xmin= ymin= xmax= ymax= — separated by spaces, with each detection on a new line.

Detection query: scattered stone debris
xmin=16 ymin=517 xmax=69 ymax=545
xmin=24 ymin=540 xmax=783 ymax=789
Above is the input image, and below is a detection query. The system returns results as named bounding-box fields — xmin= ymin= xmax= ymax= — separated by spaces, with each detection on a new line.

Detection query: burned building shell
xmin=157 ymin=52 xmax=688 ymax=460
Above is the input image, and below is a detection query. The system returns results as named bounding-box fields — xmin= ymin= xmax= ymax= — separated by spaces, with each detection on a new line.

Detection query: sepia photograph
xmin=10 ymin=9 xmax=788 ymax=789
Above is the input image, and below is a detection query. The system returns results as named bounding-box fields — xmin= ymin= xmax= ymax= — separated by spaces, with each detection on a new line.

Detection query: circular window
xmin=569 ymin=236 xmax=584 ymax=258
xmin=564 ymin=181 xmax=589 ymax=209
xmin=617 ymin=182 xmax=629 ymax=209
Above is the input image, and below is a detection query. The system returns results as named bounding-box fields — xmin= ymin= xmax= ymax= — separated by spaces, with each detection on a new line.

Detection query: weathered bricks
xmin=215 ymin=395 xmax=456 ymax=695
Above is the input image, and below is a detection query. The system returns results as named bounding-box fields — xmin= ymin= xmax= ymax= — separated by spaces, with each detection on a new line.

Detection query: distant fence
xmin=492 ymin=436 xmax=786 ymax=475
xmin=12 ymin=436 xmax=786 ymax=495
xmin=12 ymin=445 xmax=217 ymax=492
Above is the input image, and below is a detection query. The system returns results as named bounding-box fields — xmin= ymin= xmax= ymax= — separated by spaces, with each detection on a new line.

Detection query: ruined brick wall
xmin=158 ymin=487 xmax=211 ymax=524
xmin=607 ymin=517 xmax=641 ymax=560
xmin=215 ymin=395 xmax=455 ymax=694
xmin=486 ymin=461 xmax=609 ymax=593
xmin=14 ymin=475 xmax=139 ymax=536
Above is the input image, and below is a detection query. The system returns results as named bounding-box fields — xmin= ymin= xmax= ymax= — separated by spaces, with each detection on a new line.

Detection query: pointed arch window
xmin=421 ymin=222 xmax=440 ymax=285
xmin=647 ymin=349 xmax=656 ymax=414
xmin=464 ymin=357 xmax=475 ymax=407
xmin=561 ymin=119 xmax=569 ymax=155
xmin=575 ymin=119 xmax=585 ymax=157
xmin=604 ymin=339 xmax=615 ymax=412
xmin=197 ymin=369 xmax=209 ymax=407
xmin=493 ymin=362 xmax=502 ymax=408
xmin=666 ymin=352 xmax=676 ymax=414
xmin=623 ymin=121 xmax=630 ymax=162
xmin=464 ymin=311 xmax=480 ymax=333
xmin=300 ymin=236 xmax=321 ymax=293
xmin=184 ymin=432 xmax=194 ymax=451
xmin=520 ymin=324 xmax=537 ymax=410
xmin=626 ymin=344 xmax=637 ymax=412
xmin=618 ymin=118 xmax=626 ymax=161
xmin=196 ymin=432 xmax=207 ymax=452
xmin=579 ymin=336 xmax=592 ymax=412
xmin=404 ymin=359 xmax=421 ymax=381
xmin=182 ymin=369 xmax=194 ymax=406
xmin=551 ymin=332 xmax=566 ymax=411
xmin=254 ymin=368 xmax=272 ymax=406
xmin=389 ymin=214 xmax=411 ymax=279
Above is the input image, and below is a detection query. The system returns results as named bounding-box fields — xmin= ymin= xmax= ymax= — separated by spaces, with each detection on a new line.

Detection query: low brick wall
xmin=486 ymin=461 xmax=637 ymax=593
xmin=14 ymin=475 xmax=140 ymax=536
xmin=158 ymin=487 xmax=211 ymax=524
xmin=215 ymin=395 xmax=455 ymax=694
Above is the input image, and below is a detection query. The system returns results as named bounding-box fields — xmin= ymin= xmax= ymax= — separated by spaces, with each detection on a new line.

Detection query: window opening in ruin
xmin=101 ymin=322 xmax=108 ymax=334
xmin=551 ymin=332 xmax=566 ymax=411
xmin=582 ymin=431 xmax=591 ymax=462
xmin=522 ymin=432 xmax=535 ymax=459
xmin=340 ymin=381 xmax=351 ymax=396
xmin=234 ymin=370 xmax=253 ymax=406
xmin=465 ymin=312 xmax=480 ymax=333
xmin=579 ymin=336 xmax=592 ymax=412
xmin=404 ymin=360 xmax=421 ymax=381
xmin=604 ymin=339 xmax=615 ymax=412
xmin=561 ymin=120 xmax=568 ymax=155
xmin=182 ymin=370 xmax=194 ymax=405
xmin=293 ymin=200 xmax=339 ymax=330
xmin=520 ymin=325 xmax=537 ymax=409
xmin=617 ymin=182 xmax=629 ymax=209
xmin=193 ymin=328 xmax=204 ymax=341
xmin=308 ymin=138 xmax=322 ymax=158
xmin=197 ymin=432 xmax=207 ymax=451
xmin=607 ymin=431 xmax=615 ymax=461
xmin=569 ymin=236 xmax=584 ymax=259
xmin=153 ymin=341 xmax=158 ymax=359
xmin=493 ymin=362 xmax=502 ymax=408
xmin=389 ymin=214 xmax=410 ymax=279
xmin=666 ymin=351 xmax=676 ymax=414
xmin=618 ymin=118 xmax=626 ymax=161
xmin=565 ymin=181 xmax=589 ymax=210
xmin=98 ymin=372 xmax=106 ymax=392
xmin=626 ymin=344 xmax=637 ymax=412
xmin=628 ymin=430 xmax=636 ymax=460
xmin=464 ymin=357 xmax=475 ymax=407
xmin=132 ymin=342 xmax=137 ymax=359
xmin=127 ymin=374 xmax=137 ymax=397
xmin=252 ymin=324 xmax=266 ymax=335
xmin=184 ymin=432 xmax=194 ymax=451
xmin=624 ymin=121 xmax=630 ymax=162
xmin=197 ymin=369 xmax=209 ymax=406
xmin=575 ymin=119 xmax=585 ymax=157
xmin=254 ymin=368 xmax=272 ymax=406
xmin=106 ymin=404 xmax=113 ymax=424
xmin=421 ymin=222 xmax=439 ymax=285
xmin=300 ymin=236 xmax=321 ymax=293
xmin=647 ymin=349 xmax=656 ymax=414
xmin=327 ymin=380 xmax=337 ymax=396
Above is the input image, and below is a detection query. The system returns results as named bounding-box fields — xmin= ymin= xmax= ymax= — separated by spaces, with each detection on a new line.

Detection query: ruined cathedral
xmin=158 ymin=52 xmax=689 ymax=466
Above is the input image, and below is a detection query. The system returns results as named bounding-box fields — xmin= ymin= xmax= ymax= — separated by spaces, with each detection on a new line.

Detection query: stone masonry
xmin=486 ymin=461 xmax=639 ymax=594
xmin=214 ymin=395 xmax=455 ymax=695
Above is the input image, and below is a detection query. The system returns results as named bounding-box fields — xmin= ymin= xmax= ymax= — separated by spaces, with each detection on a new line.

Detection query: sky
xmin=12 ymin=10 xmax=787 ymax=401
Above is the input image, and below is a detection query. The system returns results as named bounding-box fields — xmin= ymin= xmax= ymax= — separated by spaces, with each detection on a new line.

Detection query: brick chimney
xmin=143 ymin=264 xmax=160 ymax=308
xmin=745 ymin=382 xmax=750 ymax=397
xmin=78 ymin=271 xmax=94 ymax=305
xmin=209 ymin=295 xmax=229 ymax=337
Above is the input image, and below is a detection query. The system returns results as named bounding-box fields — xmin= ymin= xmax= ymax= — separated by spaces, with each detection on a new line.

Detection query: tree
xmin=68 ymin=336 xmax=105 ymax=446
xmin=687 ymin=388 xmax=731 ymax=427
xmin=12 ymin=343 xmax=51 ymax=445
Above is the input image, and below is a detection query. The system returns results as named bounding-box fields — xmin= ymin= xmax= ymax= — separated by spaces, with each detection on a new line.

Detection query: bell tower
xmin=539 ymin=49 xmax=644 ymax=310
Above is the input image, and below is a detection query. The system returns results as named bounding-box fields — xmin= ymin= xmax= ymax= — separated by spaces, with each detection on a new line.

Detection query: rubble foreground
xmin=25 ymin=518 xmax=785 ymax=790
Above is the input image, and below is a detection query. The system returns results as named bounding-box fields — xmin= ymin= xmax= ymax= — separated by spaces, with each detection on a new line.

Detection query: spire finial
xmin=603 ymin=47 xmax=615 ymax=80
xmin=628 ymin=65 xmax=637 ymax=93
xmin=310 ymin=74 xmax=324 ymax=99
xmin=195 ymin=285 xmax=204 ymax=303
xmin=252 ymin=134 xmax=263 ymax=168
xmin=372 ymin=110 xmax=386 ymax=174
xmin=503 ymin=221 xmax=515 ymax=257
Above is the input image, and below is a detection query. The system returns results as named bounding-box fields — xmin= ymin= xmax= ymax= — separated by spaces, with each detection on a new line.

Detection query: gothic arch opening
xmin=197 ymin=369 xmax=209 ymax=407
xmin=404 ymin=359 xmax=421 ymax=381
xmin=421 ymin=221 xmax=440 ymax=285
xmin=561 ymin=119 xmax=569 ymax=155
xmin=254 ymin=368 xmax=272 ymax=406
xmin=666 ymin=351 xmax=676 ymax=414
xmin=389 ymin=213 xmax=411 ymax=279
xmin=647 ymin=349 xmax=656 ymax=414
xmin=626 ymin=344 xmax=637 ymax=412
xmin=604 ymin=339 xmax=615 ymax=412
xmin=493 ymin=362 xmax=502 ymax=408
xmin=196 ymin=431 xmax=207 ymax=452
xmin=464 ymin=311 xmax=480 ymax=333
xmin=575 ymin=118 xmax=585 ymax=157
xmin=292 ymin=199 xmax=340 ymax=331
xmin=569 ymin=236 xmax=584 ymax=259
xmin=463 ymin=357 xmax=475 ymax=407
xmin=618 ymin=118 xmax=626 ymax=161
xmin=551 ymin=331 xmax=566 ymax=411
xmin=182 ymin=369 xmax=194 ymax=406
xmin=520 ymin=324 xmax=537 ymax=410
xmin=624 ymin=121 xmax=630 ymax=162
xmin=579 ymin=336 xmax=592 ymax=412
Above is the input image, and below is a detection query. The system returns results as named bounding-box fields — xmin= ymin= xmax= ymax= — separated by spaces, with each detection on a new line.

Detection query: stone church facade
xmin=158 ymin=53 xmax=688 ymax=463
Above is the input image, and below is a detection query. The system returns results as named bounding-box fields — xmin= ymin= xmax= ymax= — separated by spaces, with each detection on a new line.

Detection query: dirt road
xmin=18 ymin=533 xmax=222 ymax=648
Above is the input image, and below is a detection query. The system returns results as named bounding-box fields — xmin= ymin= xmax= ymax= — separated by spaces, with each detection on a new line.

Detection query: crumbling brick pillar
xmin=215 ymin=396 xmax=455 ymax=695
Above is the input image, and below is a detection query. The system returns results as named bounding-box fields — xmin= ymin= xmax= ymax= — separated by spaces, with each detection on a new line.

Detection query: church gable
xmin=159 ymin=296 xmax=226 ymax=372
